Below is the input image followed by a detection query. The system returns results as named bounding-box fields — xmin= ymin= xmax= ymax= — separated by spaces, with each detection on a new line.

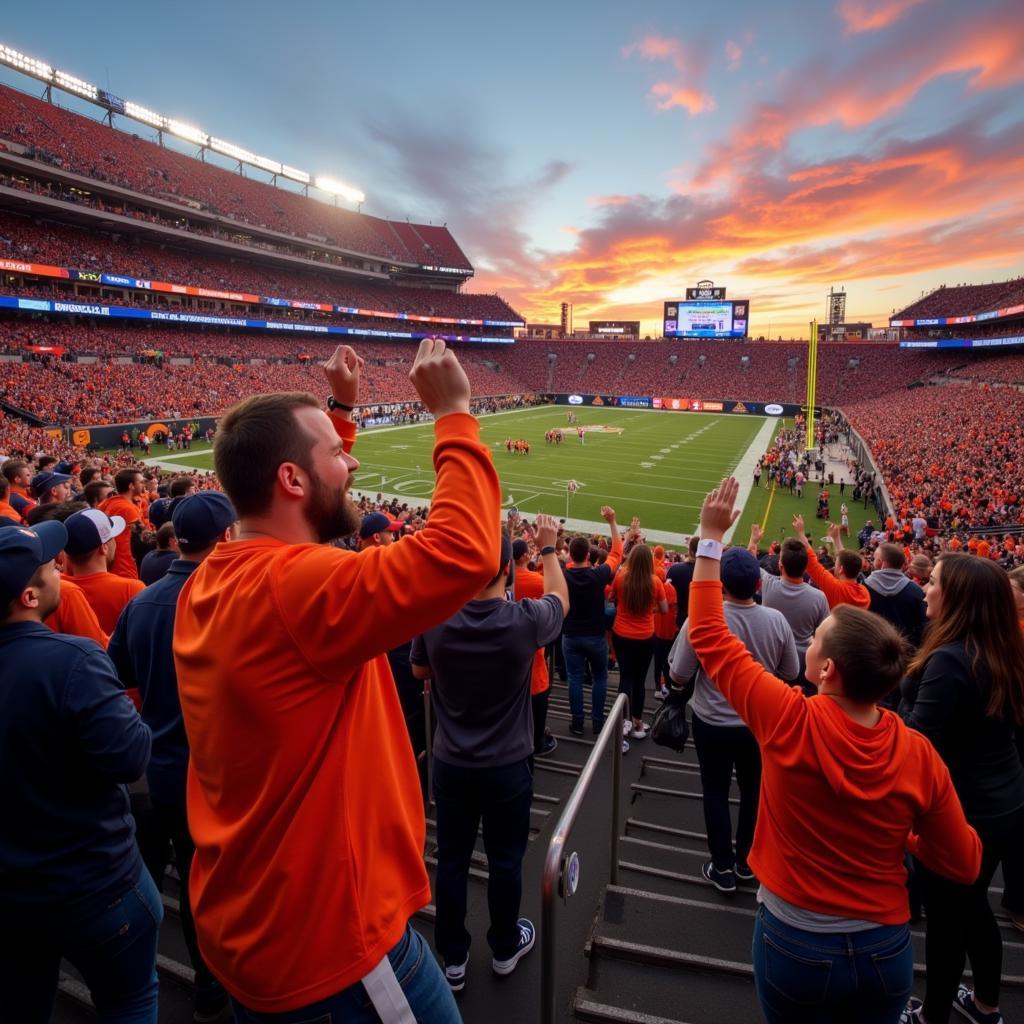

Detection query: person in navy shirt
xmin=108 ymin=490 xmax=238 ymax=1023
xmin=0 ymin=520 xmax=159 ymax=1022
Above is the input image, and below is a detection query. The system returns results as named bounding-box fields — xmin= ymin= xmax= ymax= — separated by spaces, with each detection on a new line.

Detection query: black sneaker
xmin=592 ymin=718 xmax=605 ymax=735
xmin=444 ymin=955 xmax=468 ymax=993
xmin=492 ymin=919 xmax=535 ymax=976
xmin=569 ymin=718 xmax=584 ymax=737
xmin=536 ymin=732 xmax=558 ymax=756
xmin=954 ymin=985 xmax=1003 ymax=1023
xmin=701 ymin=859 xmax=737 ymax=894
xmin=899 ymin=997 xmax=923 ymax=1023
xmin=735 ymin=861 xmax=755 ymax=882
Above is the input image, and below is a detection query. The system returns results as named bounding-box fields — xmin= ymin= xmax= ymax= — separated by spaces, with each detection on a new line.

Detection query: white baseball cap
xmin=64 ymin=508 xmax=126 ymax=556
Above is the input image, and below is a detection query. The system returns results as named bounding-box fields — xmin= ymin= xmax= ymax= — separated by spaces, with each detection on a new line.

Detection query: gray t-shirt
xmin=411 ymin=594 xmax=564 ymax=768
xmin=669 ymin=602 xmax=799 ymax=727
xmin=759 ymin=570 xmax=829 ymax=652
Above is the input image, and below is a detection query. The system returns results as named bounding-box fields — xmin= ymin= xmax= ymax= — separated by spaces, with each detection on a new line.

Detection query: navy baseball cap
xmin=721 ymin=547 xmax=761 ymax=600
xmin=0 ymin=521 xmax=67 ymax=600
xmin=148 ymin=496 xmax=174 ymax=529
xmin=64 ymin=508 xmax=126 ymax=556
xmin=359 ymin=511 xmax=403 ymax=539
xmin=171 ymin=492 xmax=237 ymax=552
xmin=30 ymin=471 xmax=71 ymax=499
xmin=54 ymin=461 xmax=75 ymax=475
xmin=512 ymin=539 xmax=529 ymax=561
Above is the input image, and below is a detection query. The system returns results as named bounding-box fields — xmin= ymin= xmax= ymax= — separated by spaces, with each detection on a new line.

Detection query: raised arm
xmin=689 ymin=478 xmax=803 ymax=745
xmin=794 ymin=513 xmax=843 ymax=606
xmin=747 ymin=523 xmax=763 ymax=556
xmin=601 ymin=506 xmax=624 ymax=572
xmin=535 ymin=513 xmax=569 ymax=616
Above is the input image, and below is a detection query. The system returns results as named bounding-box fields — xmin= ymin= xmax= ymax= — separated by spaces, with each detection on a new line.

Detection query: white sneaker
xmin=653 ymin=686 xmax=669 ymax=700
xmin=622 ymin=738 xmax=630 ymax=754
xmin=622 ymin=719 xmax=632 ymax=737
xmin=631 ymin=723 xmax=649 ymax=740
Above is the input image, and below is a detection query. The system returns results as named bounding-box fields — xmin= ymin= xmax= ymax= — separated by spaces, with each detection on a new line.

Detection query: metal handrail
xmin=540 ymin=691 xmax=628 ymax=1024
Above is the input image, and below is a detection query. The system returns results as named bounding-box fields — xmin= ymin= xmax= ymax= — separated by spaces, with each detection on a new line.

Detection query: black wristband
xmin=540 ymin=545 xmax=556 ymax=556
xmin=327 ymin=395 xmax=354 ymax=412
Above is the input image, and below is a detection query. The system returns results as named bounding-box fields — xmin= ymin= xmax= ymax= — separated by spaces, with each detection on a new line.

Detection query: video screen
xmin=663 ymin=300 xmax=748 ymax=338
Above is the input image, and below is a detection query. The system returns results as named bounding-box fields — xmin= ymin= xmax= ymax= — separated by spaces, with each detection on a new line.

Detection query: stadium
xmin=1 ymin=21 xmax=1024 ymax=1024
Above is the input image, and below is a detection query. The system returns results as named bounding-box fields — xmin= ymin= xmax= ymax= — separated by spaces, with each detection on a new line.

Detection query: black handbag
xmin=650 ymin=686 xmax=690 ymax=752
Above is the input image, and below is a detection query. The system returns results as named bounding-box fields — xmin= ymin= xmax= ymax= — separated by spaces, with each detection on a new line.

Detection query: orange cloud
xmin=837 ymin=0 xmax=929 ymax=33
xmin=624 ymin=34 xmax=715 ymax=117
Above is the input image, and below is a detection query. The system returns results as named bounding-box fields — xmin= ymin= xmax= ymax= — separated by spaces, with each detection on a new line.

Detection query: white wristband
xmin=697 ymin=538 xmax=724 ymax=561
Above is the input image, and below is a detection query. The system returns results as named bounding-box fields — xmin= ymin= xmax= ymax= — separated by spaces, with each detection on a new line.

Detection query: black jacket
xmin=865 ymin=570 xmax=927 ymax=648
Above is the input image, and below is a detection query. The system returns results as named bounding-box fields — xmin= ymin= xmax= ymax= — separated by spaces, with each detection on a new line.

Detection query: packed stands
xmin=0 ymin=212 xmax=522 ymax=325
xmin=0 ymin=84 xmax=472 ymax=268
xmin=891 ymin=276 xmax=1024 ymax=321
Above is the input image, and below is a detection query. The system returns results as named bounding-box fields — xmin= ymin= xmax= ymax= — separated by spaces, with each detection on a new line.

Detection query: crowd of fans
xmin=0 ymin=84 xmax=473 ymax=268
xmin=893 ymin=277 xmax=1024 ymax=321
xmin=2 ymin=339 xmax=1022 ymax=1024
xmin=0 ymin=211 xmax=523 ymax=325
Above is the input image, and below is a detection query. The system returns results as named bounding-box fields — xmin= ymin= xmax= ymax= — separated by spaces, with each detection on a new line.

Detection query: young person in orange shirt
xmin=99 ymin=469 xmax=145 ymax=579
xmin=63 ymin=509 xmax=145 ymax=634
xmin=511 ymin=532 xmax=558 ymax=758
xmin=0 ymin=473 xmax=22 ymax=523
xmin=793 ymin=515 xmax=870 ymax=610
xmin=610 ymin=543 xmax=668 ymax=748
xmin=689 ymin=477 xmax=980 ymax=1024
xmin=173 ymin=341 xmax=501 ymax=1021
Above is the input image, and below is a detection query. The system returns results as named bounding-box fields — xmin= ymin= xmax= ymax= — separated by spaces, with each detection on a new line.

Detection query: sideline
xmin=723 ymin=415 xmax=779 ymax=543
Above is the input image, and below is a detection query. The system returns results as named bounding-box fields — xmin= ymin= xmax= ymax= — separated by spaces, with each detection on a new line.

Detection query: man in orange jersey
xmin=0 ymin=473 xmax=22 ymax=524
xmin=174 ymin=340 xmax=500 ymax=1021
xmin=792 ymin=515 xmax=870 ymax=610
xmin=2 ymin=459 xmax=37 ymax=520
xmin=30 ymin=469 xmax=72 ymax=507
xmin=63 ymin=509 xmax=145 ymax=634
xmin=99 ymin=468 xmax=145 ymax=579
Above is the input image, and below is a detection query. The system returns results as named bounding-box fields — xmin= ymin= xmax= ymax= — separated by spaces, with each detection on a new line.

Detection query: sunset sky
xmin=3 ymin=0 xmax=1023 ymax=336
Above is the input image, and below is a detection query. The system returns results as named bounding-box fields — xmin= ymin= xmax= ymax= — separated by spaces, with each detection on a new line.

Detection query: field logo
xmin=592 ymin=395 xmax=605 ymax=406
xmin=732 ymin=402 xmax=749 ymax=414
xmin=765 ymin=403 xmax=784 ymax=416
xmin=568 ymin=394 xmax=584 ymax=405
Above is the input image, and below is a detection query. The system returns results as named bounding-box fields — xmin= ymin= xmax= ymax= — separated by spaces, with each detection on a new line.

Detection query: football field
xmin=145 ymin=405 xmax=783 ymax=543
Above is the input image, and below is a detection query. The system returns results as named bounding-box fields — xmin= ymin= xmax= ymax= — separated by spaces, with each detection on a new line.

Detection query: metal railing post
xmin=540 ymin=691 xmax=628 ymax=1024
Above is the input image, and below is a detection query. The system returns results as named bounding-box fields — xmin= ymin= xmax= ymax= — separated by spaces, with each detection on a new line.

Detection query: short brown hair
xmin=568 ymin=536 xmax=590 ymax=563
xmin=214 ymin=392 xmax=321 ymax=518
xmin=83 ymin=480 xmax=112 ymax=507
xmin=2 ymin=459 xmax=27 ymax=484
xmin=877 ymin=543 xmax=905 ymax=570
xmin=779 ymin=538 xmax=808 ymax=578
xmin=114 ymin=468 xmax=141 ymax=494
xmin=838 ymin=550 xmax=862 ymax=580
xmin=822 ymin=605 xmax=910 ymax=704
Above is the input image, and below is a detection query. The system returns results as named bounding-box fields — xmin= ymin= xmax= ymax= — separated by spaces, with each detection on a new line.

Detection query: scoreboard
xmin=589 ymin=320 xmax=640 ymax=337
xmin=663 ymin=300 xmax=749 ymax=339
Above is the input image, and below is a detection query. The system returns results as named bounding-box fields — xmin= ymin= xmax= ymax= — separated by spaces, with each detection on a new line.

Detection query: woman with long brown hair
xmin=900 ymin=553 xmax=1024 ymax=1024
xmin=610 ymin=542 xmax=668 ymax=752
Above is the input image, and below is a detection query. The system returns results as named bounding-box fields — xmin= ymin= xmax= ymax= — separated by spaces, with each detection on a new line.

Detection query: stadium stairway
xmin=54 ymin=670 xmax=1024 ymax=1023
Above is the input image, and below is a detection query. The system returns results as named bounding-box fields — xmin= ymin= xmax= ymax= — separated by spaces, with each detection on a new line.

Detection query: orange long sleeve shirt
xmin=687 ymin=579 xmax=981 ymax=923
xmin=805 ymin=546 xmax=870 ymax=610
xmin=46 ymin=577 xmax=109 ymax=648
xmin=173 ymin=412 xmax=501 ymax=1013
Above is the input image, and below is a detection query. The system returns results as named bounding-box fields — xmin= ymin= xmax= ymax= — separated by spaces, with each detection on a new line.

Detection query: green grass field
xmin=142 ymin=405 xmax=876 ymax=546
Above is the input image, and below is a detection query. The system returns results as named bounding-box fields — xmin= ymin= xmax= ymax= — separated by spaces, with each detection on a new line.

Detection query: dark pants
xmin=918 ymin=807 xmax=1024 ymax=1022
xmin=691 ymin=713 xmax=761 ymax=871
xmin=613 ymin=632 xmax=654 ymax=721
xmin=653 ymin=635 xmax=674 ymax=689
xmin=433 ymin=756 xmax=533 ymax=965
xmin=531 ymin=688 xmax=549 ymax=756
xmin=140 ymin=797 xmax=219 ymax=993
xmin=564 ymin=633 xmax=608 ymax=726
xmin=0 ymin=869 xmax=162 ymax=1023
xmin=752 ymin=906 xmax=912 ymax=1024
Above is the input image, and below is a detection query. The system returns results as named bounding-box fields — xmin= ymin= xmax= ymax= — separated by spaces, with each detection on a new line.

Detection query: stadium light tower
xmin=315 ymin=176 xmax=366 ymax=208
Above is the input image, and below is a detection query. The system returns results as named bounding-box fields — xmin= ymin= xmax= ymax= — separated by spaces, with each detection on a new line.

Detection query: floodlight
xmin=252 ymin=155 xmax=282 ymax=174
xmin=282 ymin=165 xmax=310 ymax=184
xmin=125 ymin=101 xmax=166 ymax=128
xmin=167 ymin=119 xmax=209 ymax=147
xmin=0 ymin=44 xmax=52 ymax=81
xmin=55 ymin=70 xmax=97 ymax=100
xmin=210 ymin=137 xmax=255 ymax=163
xmin=315 ymin=176 xmax=366 ymax=205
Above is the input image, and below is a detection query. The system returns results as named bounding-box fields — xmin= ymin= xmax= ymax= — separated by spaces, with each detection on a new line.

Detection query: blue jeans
xmin=433 ymin=757 xmax=533 ymax=964
xmin=230 ymin=924 xmax=461 ymax=1023
xmin=752 ymin=905 xmax=913 ymax=1023
xmin=0 ymin=868 xmax=162 ymax=1023
xmin=563 ymin=633 xmax=608 ymax=725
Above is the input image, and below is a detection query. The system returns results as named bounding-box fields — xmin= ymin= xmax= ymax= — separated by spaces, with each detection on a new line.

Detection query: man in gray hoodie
xmin=864 ymin=543 xmax=926 ymax=649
